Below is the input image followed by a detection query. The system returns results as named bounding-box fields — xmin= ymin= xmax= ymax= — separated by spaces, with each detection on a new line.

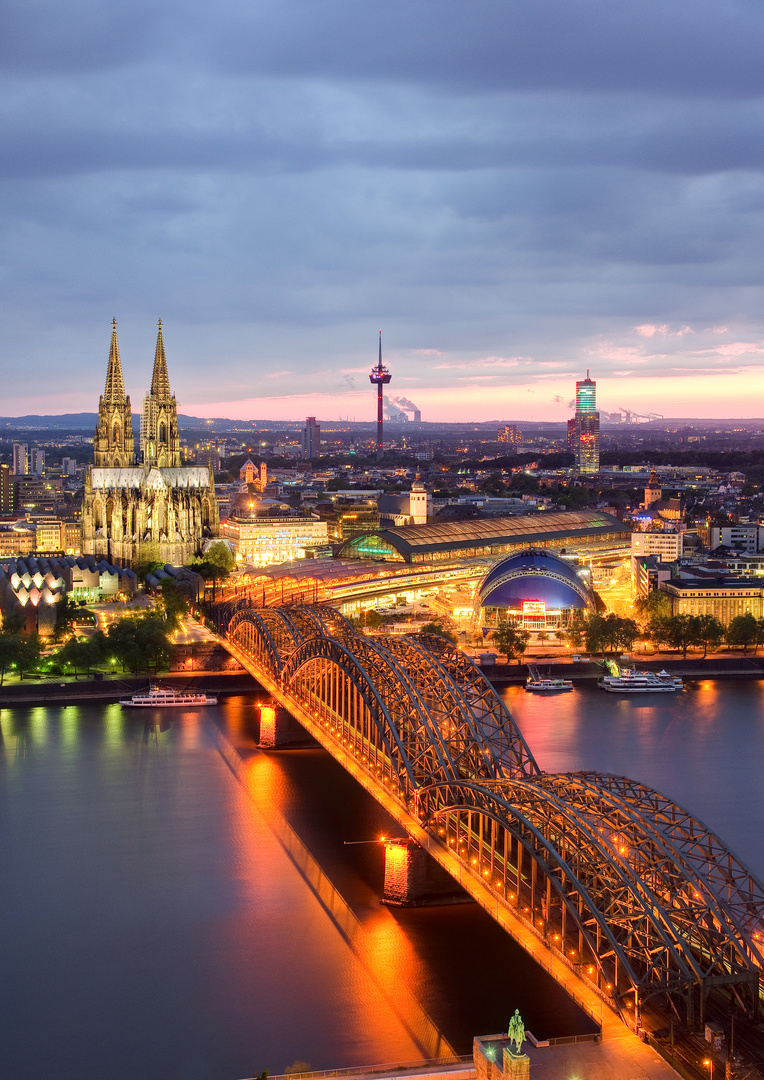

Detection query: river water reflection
xmin=1 ymin=682 xmax=762 ymax=1080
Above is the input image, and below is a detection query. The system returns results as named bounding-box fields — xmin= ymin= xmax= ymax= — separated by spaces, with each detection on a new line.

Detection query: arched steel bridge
xmin=218 ymin=601 xmax=764 ymax=1030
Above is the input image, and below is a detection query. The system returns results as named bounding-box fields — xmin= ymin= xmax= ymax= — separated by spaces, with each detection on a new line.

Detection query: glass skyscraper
xmin=573 ymin=371 xmax=600 ymax=473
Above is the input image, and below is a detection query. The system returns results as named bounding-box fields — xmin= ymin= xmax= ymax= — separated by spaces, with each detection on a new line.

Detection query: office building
xmin=220 ymin=511 xmax=329 ymax=566
xmin=570 ymin=371 xmax=600 ymax=473
xmin=30 ymin=448 xmax=45 ymax=476
xmin=661 ymin=579 xmax=764 ymax=625
xmin=0 ymin=464 xmax=13 ymax=513
xmin=302 ymin=417 xmax=321 ymax=459
xmin=709 ymin=524 xmax=764 ymax=553
xmin=35 ymin=518 xmax=65 ymax=553
xmin=497 ymin=425 xmax=521 ymax=445
xmin=13 ymin=443 xmax=28 ymax=476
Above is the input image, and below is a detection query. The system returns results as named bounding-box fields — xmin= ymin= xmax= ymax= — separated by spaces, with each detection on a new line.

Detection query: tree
xmin=727 ymin=613 xmax=759 ymax=654
xmin=58 ymin=631 xmax=109 ymax=677
xmin=492 ymin=620 xmax=530 ymax=664
xmin=581 ymin=614 xmax=639 ymax=655
xmin=661 ymin=614 xmax=699 ymax=659
xmin=53 ymin=594 xmax=78 ymax=639
xmin=566 ymin=613 xmax=587 ymax=650
xmin=107 ymin=614 xmax=171 ymax=674
xmin=159 ymin=579 xmax=189 ymax=632
xmin=635 ymin=590 xmax=672 ymax=628
xmin=695 ymin=614 xmax=725 ymax=658
xmin=191 ymin=541 xmax=235 ymax=600
xmin=419 ymin=621 xmax=458 ymax=645
xmin=15 ymin=635 xmax=41 ymax=680
xmin=0 ymin=634 xmax=21 ymax=685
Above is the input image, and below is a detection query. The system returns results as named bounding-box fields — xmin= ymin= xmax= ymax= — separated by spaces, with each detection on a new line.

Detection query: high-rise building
xmin=30 ymin=448 xmax=45 ymax=476
xmin=571 ymin=371 xmax=600 ymax=473
xmin=576 ymin=373 xmax=597 ymax=415
xmin=0 ymin=464 xmax=13 ymax=513
xmin=497 ymin=425 xmax=521 ymax=445
xmin=12 ymin=442 xmax=28 ymax=476
xmin=302 ymin=417 xmax=320 ymax=459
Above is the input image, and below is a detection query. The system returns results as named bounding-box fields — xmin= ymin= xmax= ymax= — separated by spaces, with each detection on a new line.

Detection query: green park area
xmin=0 ymin=541 xmax=236 ymax=685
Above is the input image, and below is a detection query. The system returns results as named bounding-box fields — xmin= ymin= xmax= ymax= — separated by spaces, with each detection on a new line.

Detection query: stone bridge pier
xmin=382 ymin=838 xmax=467 ymax=907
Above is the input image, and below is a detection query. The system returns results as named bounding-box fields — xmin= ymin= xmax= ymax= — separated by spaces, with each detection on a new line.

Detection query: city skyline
xmin=4 ymin=3 xmax=764 ymax=420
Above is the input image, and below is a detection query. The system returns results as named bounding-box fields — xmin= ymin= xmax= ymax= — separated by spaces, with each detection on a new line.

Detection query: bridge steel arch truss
xmin=226 ymin=603 xmax=764 ymax=1025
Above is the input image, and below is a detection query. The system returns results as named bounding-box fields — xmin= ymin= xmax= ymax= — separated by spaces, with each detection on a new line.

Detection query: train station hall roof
xmin=338 ymin=509 xmax=630 ymax=563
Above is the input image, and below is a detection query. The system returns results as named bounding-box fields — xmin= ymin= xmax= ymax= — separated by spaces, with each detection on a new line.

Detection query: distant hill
xmin=0 ymin=413 xmax=256 ymax=431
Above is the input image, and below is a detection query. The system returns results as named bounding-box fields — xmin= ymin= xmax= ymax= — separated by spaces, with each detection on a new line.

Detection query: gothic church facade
xmin=82 ymin=320 xmax=219 ymax=567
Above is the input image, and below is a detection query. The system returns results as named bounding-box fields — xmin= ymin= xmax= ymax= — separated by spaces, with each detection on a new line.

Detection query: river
xmin=1 ymin=680 xmax=762 ymax=1080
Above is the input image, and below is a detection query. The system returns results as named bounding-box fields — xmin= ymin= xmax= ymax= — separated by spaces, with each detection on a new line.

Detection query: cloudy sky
xmin=4 ymin=0 xmax=764 ymax=422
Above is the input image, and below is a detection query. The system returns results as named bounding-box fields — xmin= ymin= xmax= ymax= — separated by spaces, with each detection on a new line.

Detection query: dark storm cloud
xmin=3 ymin=0 xmax=764 ymax=415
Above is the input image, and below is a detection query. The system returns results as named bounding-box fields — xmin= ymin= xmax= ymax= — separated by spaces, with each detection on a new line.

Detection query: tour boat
xmin=120 ymin=685 xmax=218 ymax=708
xmin=524 ymin=677 xmax=574 ymax=692
xmin=597 ymin=669 xmax=683 ymax=694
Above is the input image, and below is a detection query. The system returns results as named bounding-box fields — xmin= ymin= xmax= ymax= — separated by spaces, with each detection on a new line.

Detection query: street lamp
xmin=705 ymin=1060 xmax=714 ymax=1080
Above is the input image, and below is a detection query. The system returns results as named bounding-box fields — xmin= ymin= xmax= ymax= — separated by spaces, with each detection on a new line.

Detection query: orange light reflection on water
xmin=229 ymin=747 xmax=454 ymax=1063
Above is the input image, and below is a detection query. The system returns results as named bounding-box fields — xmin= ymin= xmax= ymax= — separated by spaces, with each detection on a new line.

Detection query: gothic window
xmin=159 ymin=421 xmax=167 ymax=444
xmin=113 ymin=423 xmax=120 ymax=445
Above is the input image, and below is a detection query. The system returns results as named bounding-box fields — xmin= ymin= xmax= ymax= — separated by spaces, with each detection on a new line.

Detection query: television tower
xmin=369 ymin=330 xmax=391 ymax=462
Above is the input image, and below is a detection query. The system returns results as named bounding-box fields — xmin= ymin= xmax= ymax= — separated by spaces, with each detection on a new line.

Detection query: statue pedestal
xmin=503 ymin=1048 xmax=530 ymax=1080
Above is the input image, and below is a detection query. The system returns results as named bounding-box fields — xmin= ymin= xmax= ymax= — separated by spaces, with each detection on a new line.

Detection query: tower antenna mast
xmin=369 ymin=330 xmax=391 ymax=462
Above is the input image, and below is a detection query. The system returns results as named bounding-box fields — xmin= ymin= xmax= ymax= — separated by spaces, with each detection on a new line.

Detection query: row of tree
xmin=0 ymin=609 xmax=179 ymax=682
xmin=569 ymin=609 xmax=764 ymax=659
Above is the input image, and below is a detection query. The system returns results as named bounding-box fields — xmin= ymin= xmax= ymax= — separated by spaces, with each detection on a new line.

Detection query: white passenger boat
xmin=120 ymin=685 xmax=218 ymax=708
xmin=524 ymin=677 xmax=574 ymax=692
xmin=597 ymin=669 xmax=683 ymax=694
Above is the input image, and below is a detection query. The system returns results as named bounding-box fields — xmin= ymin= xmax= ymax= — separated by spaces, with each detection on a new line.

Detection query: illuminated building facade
xmin=34 ymin=518 xmax=65 ymax=553
xmin=339 ymin=509 xmax=629 ymax=564
xmin=497 ymin=425 xmax=521 ymax=445
xmin=477 ymin=549 xmax=594 ymax=630
xmin=0 ymin=554 xmax=136 ymax=635
xmin=220 ymin=513 xmax=329 ymax=566
xmin=661 ymin=579 xmax=764 ymax=625
xmin=82 ymin=320 xmax=219 ymax=567
xmin=571 ymin=370 xmax=600 ymax=473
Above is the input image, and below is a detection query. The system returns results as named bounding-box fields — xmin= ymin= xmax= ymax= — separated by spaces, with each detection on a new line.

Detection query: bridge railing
xmin=249 ymin=1053 xmax=475 ymax=1080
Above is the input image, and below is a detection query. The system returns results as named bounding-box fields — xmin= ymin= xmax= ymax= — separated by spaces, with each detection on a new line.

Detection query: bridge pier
xmin=257 ymin=702 xmax=312 ymax=749
xmin=381 ymin=838 xmax=467 ymax=907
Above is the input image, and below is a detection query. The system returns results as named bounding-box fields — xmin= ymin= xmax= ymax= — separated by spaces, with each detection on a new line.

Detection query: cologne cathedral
xmin=81 ymin=320 xmax=219 ymax=567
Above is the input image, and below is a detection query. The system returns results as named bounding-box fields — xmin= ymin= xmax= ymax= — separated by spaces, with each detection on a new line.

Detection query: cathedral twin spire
xmin=95 ymin=320 xmax=180 ymax=470
xmin=103 ymin=318 xmax=126 ymax=403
